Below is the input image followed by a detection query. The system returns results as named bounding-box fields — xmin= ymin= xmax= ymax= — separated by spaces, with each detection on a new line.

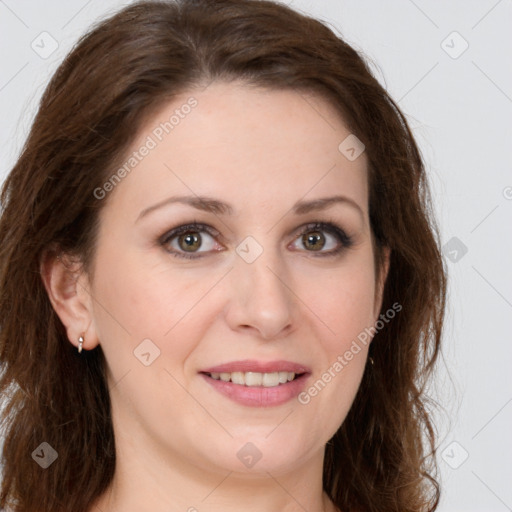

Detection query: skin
xmin=42 ymin=81 xmax=389 ymax=512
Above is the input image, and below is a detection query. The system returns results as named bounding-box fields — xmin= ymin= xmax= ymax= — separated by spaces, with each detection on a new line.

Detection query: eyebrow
xmin=136 ymin=194 xmax=364 ymax=222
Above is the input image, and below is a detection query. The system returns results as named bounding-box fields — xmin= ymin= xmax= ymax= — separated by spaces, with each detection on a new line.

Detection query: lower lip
xmin=200 ymin=373 xmax=309 ymax=407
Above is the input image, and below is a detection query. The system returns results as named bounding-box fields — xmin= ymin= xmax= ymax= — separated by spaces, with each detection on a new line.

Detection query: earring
xmin=368 ymin=356 xmax=374 ymax=366
xmin=78 ymin=335 xmax=84 ymax=353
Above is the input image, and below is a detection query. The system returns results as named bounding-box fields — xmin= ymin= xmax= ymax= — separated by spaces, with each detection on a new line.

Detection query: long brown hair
xmin=0 ymin=1 xmax=447 ymax=510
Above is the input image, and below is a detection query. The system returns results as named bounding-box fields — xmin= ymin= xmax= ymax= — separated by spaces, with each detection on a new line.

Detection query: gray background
xmin=1 ymin=0 xmax=511 ymax=510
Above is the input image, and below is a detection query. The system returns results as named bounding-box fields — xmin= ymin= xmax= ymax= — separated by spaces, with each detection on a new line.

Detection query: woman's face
xmin=81 ymin=82 xmax=388 ymax=476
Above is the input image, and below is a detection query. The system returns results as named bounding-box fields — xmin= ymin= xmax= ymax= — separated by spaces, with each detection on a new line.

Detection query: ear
xmin=373 ymin=245 xmax=391 ymax=321
xmin=40 ymin=249 xmax=100 ymax=352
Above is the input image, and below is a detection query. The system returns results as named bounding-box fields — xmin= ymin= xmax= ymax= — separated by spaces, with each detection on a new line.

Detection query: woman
xmin=0 ymin=1 xmax=447 ymax=511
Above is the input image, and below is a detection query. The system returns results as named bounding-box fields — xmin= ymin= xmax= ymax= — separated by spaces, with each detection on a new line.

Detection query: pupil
xmin=303 ymin=231 xmax=324 ymax=251
xmin=180 ymin=232 xmax=200 ymax=251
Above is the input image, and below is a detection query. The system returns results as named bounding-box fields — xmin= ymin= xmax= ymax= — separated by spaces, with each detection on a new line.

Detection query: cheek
xmin=303 ymin=259 xmax=377 ymax=347
xmin=296 ymin=255 xmax=376 ymax=404
xmin=92 ymin=245 xmax=199 ymax=336
xmin=89 ymin=242 xmax=220 ymax=382
xmin=297 ymin=268 xmax=375 ymax=430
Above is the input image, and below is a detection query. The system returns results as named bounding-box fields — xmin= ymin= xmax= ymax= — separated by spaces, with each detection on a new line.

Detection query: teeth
xmin=262 ymin=372 xmax=279 ymax=387
xmin=245 ymin=372 xmax=262 ymax=386
xmin=231 ymin=372 xmax=245 ymax=385
xmin=278 ymin=371 xmax=289 ymax=384
xmin=208 ymin=371 xmax=298 ymax=387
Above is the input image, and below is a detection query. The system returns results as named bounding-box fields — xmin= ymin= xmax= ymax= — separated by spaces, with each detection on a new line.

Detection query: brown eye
xmin=302 ymin=231 xmax=325 ymax=251
xmin=178 ymin=231 xmax=202 ymax=252
xmin=291 ymin=221 xmax=353 ymax=257
xmin=160 ymin=223 xmax=220 ymax=259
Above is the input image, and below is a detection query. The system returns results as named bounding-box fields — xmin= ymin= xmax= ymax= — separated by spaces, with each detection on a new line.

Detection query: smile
xmin=206 ymin=370 xmax=300 ymax=387
xmin=199 ymin=360 xmax=311 ymax=407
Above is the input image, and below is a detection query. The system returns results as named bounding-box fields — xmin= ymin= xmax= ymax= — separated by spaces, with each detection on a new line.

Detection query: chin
xmin=200 ymin=434 xmax=316 ymax=477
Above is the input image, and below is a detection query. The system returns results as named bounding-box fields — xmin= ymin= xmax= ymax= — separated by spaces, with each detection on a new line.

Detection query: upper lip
xmin=201 ymin=359 xmax=311 ymax=374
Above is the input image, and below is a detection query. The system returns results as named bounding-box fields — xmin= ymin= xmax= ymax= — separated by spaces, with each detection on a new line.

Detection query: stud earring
xmin=78 ymin=335 xmax=84 ymax=353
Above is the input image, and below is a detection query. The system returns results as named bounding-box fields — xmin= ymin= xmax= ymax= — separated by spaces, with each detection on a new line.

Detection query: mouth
xmin=200 ymin=370 xmax=305 ymax=387
xmin=198 ymin=360 xmax=311 ymax=407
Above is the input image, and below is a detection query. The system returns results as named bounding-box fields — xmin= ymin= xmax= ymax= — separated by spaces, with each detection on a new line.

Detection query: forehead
xmin=104 ymin=81 xmax=368 ymax=221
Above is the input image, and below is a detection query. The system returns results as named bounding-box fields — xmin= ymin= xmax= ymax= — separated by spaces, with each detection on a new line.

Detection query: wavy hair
xmin=0 ymin=1 xmax=447 ymax=510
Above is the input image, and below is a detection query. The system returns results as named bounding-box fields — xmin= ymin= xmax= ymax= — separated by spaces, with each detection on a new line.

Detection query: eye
xmin=160 ymin=222 xmax=222 ymax=259
xmin=290 ymin=222 xmax=353 ymax=257
xmin=159 ymin=220 xmax=353 ymax=260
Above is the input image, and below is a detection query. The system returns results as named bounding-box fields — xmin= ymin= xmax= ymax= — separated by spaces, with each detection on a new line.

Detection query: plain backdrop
xmin=1 ymin=1 xmax=511 ymax=510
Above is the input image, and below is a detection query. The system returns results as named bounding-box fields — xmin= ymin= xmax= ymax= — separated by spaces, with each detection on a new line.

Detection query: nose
xmin=223 ymin=244 xmax=296 ymax=340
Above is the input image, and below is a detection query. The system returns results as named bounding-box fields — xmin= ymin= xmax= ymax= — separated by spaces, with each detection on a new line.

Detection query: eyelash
xmin=159 ymin=219 xmax=354 ymax=260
